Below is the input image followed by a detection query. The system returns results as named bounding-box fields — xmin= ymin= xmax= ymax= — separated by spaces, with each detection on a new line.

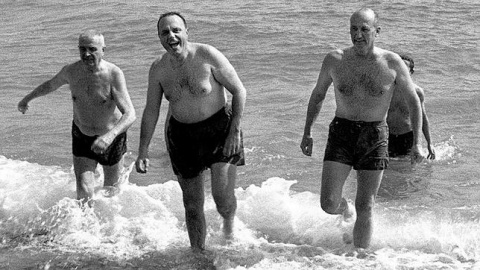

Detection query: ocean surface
xmin=1 ymin=0 xmax=480 ymax=269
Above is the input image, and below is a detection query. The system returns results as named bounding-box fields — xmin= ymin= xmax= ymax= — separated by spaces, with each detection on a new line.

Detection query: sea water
xmin=1 ymin=0 xmax=480 ymax=269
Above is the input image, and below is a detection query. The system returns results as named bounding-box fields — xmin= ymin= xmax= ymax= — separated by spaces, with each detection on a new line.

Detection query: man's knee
xmin=103 ymin=167 xmax=122 ymax=186
xmin=355 ymin=199 xmax=374 ymax=217
xmin=75 ymin=171 xmax=95 ymax=189
xmin=321 ymin=196 xmax=342 ymax=215
xmin=213 ymin=195 xmax=237 ymax=218
xmin=75 ymin=176 xmax=95 ymax=205
xmin=212 ymin=184 xmax=235 ymax=202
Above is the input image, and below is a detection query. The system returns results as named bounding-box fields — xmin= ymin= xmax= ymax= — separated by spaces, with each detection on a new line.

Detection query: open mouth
xmin=169 ymin=40 xmax=180 ymax=49
xmin=82 ymin=57 xmax=96 ymax=65
xmin=354 ymin=40 xmax=366 ymax=46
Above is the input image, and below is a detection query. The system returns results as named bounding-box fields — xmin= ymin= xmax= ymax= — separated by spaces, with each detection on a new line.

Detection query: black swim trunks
xmin=167 ymin=106 xmax=245 ymax=179
xmin=72 ymin=121 xmax=127 ymax=166
xmin=324 ymin=117 xmax=389 ymax=170
xmin=388 ymin=131 xmax=413 ymax=157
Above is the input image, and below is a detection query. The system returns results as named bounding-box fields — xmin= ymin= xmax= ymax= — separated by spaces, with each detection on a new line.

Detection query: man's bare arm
xmin=395 ymin=55 xmax=423 ymax=163
xmin=210 ymin=46 xmax=247 ymax=157
xmin=416 ymin=85 xmax=435 ymax=159
xmin=95 ymin=66 xmax=137 ymax=150
xmin=136 ymin=61 xmax=164 ymax=173
xmin=300 ymin=52 xmax=335 ymax=156
xmin=18 ymin=66 xmax=69 ymax=113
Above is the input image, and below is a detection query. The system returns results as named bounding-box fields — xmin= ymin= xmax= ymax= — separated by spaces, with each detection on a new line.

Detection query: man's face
xmin=403 ymin=60 xmax=414 ymax=74
xmin=350 ymin=12 xmax=379 ymax=54
xmin=78 ymin=36 xmax=104 ymax=68
xmin=157 ymin=15 xmax=188 ymax=55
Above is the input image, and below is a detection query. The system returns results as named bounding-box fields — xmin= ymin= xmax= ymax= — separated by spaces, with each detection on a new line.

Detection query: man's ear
xmin=376 ymin=26 xmax=381 ymax=36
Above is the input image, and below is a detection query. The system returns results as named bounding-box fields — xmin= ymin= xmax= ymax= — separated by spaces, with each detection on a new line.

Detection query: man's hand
xmin=427 ymin=145 xmax=436 ymax=160
xmin=300 ymin=135 xmax=313 ymax=156
xmin=18 ymin=100 xmax=29 ymax=114
xmin=91 ymin=135 xmax=114 ymax=155
xmin=135 ymin=157 xmax=149 ymax=173
xmin=223 ymin=130 xmax=241 ymax=157
xmin=410 ymin=144 xmax=424 ymax=165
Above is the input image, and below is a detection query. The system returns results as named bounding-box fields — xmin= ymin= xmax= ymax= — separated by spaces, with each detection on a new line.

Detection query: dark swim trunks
xmin=324 ymin=117 xmax=389 ymax=170
xmin=71 ymin=121 xmax=127 ymax=166
xmin=388 ymin=131 xmax=413 ymax=157
xmin=167 ymin=106 xmax=245 ymax=179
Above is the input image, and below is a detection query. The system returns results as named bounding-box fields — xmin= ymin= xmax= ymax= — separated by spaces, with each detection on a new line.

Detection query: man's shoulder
xmin=101 ymin=59 xmax=119 ymax=67
xmin=327 ymin=48 xmax=346 ymax=58
xmin=190 ymin=43 xmax=225 ymax=59
xmin=193 ymin=42 xmax=218 ymax=53
xmin=323 ymin=48 xmax=345 ymax=65
xmin=414 ymin=83 xmax=425 ymax=97
xmin=190 ymin=43 xmax=229 ymax=67
xmin=101 ymin=60 xmax=123 ymax=73
xmin=151 ymin=53 xmax=168 ymax=68
xmin=375 ymin=47 xmax=402 ymax=63
xmin=59 ymin=61 xmax=82 ymax=78
xmin=63 ymin=60 xmax=81 ymax=71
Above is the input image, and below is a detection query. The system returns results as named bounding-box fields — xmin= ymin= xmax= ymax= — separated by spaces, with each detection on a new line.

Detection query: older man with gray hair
xmin=18 ymin=30 xmax=136 ymax=206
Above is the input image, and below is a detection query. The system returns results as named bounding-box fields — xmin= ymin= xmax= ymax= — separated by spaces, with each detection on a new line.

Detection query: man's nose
xmin=166 ymin=31 xmax=175 ymax=38
xmin=82 ymin=49 xmax=93 ymax=56
xmin=353 ymin=30 xmax=363 ymax=38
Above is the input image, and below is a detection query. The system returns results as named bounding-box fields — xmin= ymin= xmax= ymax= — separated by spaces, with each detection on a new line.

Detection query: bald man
xmin=18 ymin=30 xmax=136 ymax=206
xmin=300 ymin=8 xmax=423 ymax=249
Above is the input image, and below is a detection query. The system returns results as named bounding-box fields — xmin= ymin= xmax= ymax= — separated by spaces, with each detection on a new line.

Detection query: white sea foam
xmin=0 ymin=155 xmax=478 ymax=269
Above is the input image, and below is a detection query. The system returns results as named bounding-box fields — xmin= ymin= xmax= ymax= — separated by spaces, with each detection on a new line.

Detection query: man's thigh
xmin=321 ymin=161 xmax=352 ymax=199
xmin=102 ymin=156 xmax=124 ymax=186
xmin=73 ymin=155 xmax=97 ymax=180
xmin=210 ymin=162 xmax=237 ymax=197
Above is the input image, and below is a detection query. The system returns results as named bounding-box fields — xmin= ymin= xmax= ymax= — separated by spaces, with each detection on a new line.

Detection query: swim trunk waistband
xmin=332 ymin=116 xmax=386 ymax=127
xmin=169 ymin=106 xmax=229 ymax=129
xmin=389 ymin=131 xmax=414 ymax=140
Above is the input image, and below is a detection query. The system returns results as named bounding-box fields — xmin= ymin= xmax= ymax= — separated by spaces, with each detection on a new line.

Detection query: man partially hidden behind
xmin=300 ymin=8 xmax=423 ymax=251
xmin=388 ymin=54 xmax=435 ymax=159
xmin=18 ymin=30 xmax=136 ymax=206
xmin=135 ymin=12 xmax=247 ymax=252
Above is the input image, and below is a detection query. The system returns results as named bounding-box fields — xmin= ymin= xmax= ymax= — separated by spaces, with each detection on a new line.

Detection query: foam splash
xmin=429 ymin=135 xmax=460 ymax=163
xmin=0 ymin=156 xmax=74 ymax=219
xmin=0 ymin=155 xmax=478 ymax=269
xmin=236 ymin=178 xmax=351 ymax=248
xmin=375 ymin=205 xmax=480 ymax=260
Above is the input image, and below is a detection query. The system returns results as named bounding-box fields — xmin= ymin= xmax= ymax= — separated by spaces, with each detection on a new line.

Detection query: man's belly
xmin=169 ymin=100 xmax=226 ymax=124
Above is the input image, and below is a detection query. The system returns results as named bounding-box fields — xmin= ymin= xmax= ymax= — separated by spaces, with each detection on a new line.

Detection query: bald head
xmin=349 ymin=8 xmax=381 ymax=54
xmin=351 ymin=8 xmax=379 ymax=27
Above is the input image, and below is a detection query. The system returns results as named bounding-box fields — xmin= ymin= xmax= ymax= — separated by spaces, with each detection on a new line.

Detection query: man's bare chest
xmin=70 ymin=75 xmax=112 ymax=102
xmin=162 ymin=67 xmax=214 ymax=99
xmin=334 ymin=64 xmax=394 ymax=98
